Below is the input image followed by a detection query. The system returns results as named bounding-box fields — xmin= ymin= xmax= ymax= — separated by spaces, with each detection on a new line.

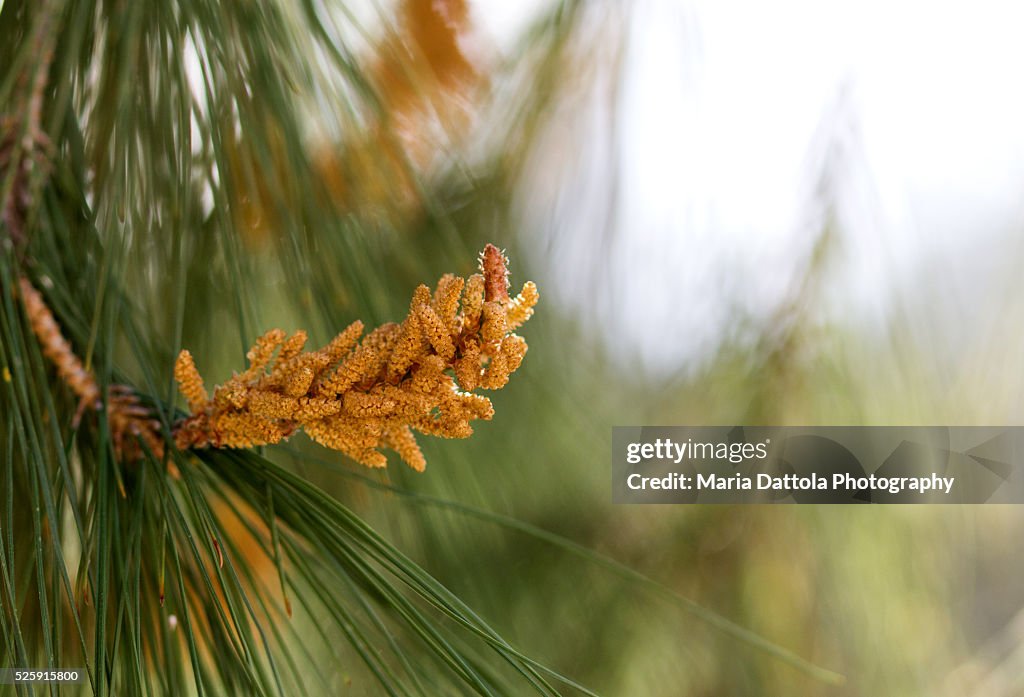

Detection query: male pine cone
xmin=173 ymin=244 xmax=537 ymax=471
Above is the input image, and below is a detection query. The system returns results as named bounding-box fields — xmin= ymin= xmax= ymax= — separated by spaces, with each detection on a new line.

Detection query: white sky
xmin=477 ymin=0 xmax=1024 ymax=372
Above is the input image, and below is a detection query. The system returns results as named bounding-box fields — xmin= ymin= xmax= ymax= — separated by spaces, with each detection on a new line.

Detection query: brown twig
xmin=1 ymin=0 xmax=60 ymax=251
xmin=18 ymin=277 xmax=167 ymax=465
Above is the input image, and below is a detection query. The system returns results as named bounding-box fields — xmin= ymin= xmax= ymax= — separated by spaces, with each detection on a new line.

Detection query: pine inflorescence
xmin=172 ymin=244 xmax=537 ymax=471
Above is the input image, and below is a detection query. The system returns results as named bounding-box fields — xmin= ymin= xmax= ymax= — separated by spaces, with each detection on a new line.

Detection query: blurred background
xmin=7 ymin=0 xmax=1024 ymax=693
xmin=339 ymin=0 xmax=1024 ymax=694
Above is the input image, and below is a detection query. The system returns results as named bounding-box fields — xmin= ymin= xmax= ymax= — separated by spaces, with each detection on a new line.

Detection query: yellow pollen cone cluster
xmin=173 ymin=244 xmax=537 ymax=471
